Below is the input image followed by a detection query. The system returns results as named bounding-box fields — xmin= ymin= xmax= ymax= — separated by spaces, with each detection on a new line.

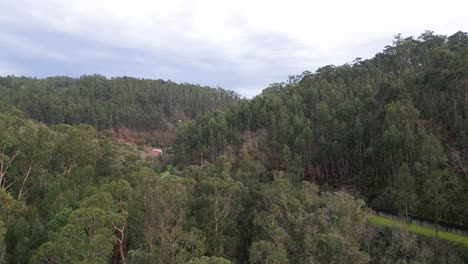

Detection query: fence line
xmin=374 ymin=211 xmax=468 ymax=236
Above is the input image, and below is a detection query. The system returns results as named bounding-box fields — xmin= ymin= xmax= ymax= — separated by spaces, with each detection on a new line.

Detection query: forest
xmin=0 ymin=31 xmax=467 ymax=263
xmin=0 ymin=76 xmax=239 ymax=146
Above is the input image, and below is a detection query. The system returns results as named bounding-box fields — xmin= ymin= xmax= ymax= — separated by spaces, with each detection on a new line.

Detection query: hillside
xmin=175 ymin=31 xmax=468 ymax=226
xmin=0 ymin=75 xmax=239 ymax=145
xmin=1 ymin=31 xmax=468 ymax=264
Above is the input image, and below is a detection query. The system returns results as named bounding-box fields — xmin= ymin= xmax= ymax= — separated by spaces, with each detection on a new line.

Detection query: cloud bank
xmin=0 ymin=0 xmax=467 ymax=97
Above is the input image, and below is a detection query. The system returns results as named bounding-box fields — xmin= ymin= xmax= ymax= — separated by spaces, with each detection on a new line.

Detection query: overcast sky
xmin=1 ymin=0 xmax=467 ymax=97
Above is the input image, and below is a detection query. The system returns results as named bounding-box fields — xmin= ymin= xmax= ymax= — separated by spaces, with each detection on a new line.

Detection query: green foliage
xmin=393 ymin=163 xmax=417 ymax=218
xmin=175 ymin=31 xmax=468 ymax=227
xmin=0 ymin=76 xmax=239 ymax=131
xmin=190 ymin=157 xmax=246 ymax=258
xmin=250 ymin=179 xmax=372 ymax=263
xmin=32 ymin=192 xmax=126 ymax=263
xmin=249 ymin=240 xmax=289 ymax=264
xmin=187 ymin=256 xmax=231 ymax=264
xmin=134 ymin=174 xmax=205 ymax=263
xmin=2 ymin=30 xmax=468 ymax=263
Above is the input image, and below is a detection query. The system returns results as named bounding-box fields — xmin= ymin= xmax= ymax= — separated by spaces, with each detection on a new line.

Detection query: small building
xmin=152 ymin=148 xmax=163 ymax=157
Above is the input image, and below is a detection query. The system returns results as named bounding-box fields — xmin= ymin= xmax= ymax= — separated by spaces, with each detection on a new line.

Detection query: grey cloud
xmin=2 ymin=0 xmax=465 ymax=97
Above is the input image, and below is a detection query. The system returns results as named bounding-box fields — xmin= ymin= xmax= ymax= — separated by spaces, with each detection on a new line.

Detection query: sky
xmin=0 ymin=0 xmax=467 ymax=97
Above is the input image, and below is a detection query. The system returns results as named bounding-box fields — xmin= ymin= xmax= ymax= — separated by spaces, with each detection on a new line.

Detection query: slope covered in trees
xmin=0 ymin=75 xmax=239 ymax=131
xmin=175 ymin=31 xmax=468 ymax=227
xmin=6 ymin=103 xmax=462 ymax=264
xmin=1 ymin=31 xmax=468 ymax=264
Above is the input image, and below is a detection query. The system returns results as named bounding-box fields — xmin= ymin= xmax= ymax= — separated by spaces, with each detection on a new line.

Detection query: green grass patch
xmin=369 ymin=215 xmax=468 ymax=247
xmin=368 ymin=215 xmax=405 ymax=229
xmin=160 ymin=171 xmax=170 ymax=177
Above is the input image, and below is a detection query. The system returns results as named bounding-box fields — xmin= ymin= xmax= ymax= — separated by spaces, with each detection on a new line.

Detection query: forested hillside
xmin=1 ymin=31 xmax=468 ymax=264
xmin=176 ymin=31 xmax=468 ymax=227
xmin=0 ymin=75 xmax=239 ymax=131
xmin=1 ymin=103 xmax=429 ymax=264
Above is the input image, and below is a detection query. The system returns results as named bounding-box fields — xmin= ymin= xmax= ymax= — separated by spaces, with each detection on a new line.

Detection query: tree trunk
xmin=113 ymin=221 xmax=127 ymax=264
xmin=405 ymin=200 xmax=408 ymax=222
xmin=0 ymin=151 xmax=19 ymax=190
xmin=18 ymin=165 xmax=33 ymax=199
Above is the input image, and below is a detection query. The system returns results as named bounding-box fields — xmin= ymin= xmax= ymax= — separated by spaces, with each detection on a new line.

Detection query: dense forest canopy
xmin=0 ymin=75 xmax=239 ymax=131
xmin=175 ymin=31 xmax=468 ymax=225
xmin=1 ymin=31 xmax=468 ymax=263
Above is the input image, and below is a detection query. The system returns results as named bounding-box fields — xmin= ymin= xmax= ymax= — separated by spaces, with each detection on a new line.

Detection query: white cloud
xmin=1 ymin=0 xmax=467 ymax=96
xmin=0 ymin=32 xmax=70 ymax=61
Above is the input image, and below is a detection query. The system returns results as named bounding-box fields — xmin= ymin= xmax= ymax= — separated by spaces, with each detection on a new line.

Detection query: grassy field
xmin=369 ymin=215 xmax=468 ymax=247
